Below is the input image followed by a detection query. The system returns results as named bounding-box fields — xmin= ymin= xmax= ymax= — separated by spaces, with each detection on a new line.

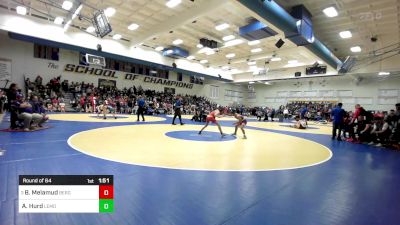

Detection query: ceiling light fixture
xmin=155 ymin=46 xmax=164 ymax=51
xmin=251 ymin=48 xmax=262 ymax=53
xmin=378 ymin=72 xmax=390 ymax=76
xmin=187 ymin=56 xmax=195 ymax=60
xmin=197 ymin=44 xmax=203 ymax=48
xmin=249 ymin=66 xmax=259 ymax=71
xmin=113 ymin=34 xmax=122 ymax=40
xmin=86 ymin=26 xmax=95 ymax=33
xmin=215 ymin=23 xmax=230 ymax=31
xmin=350 ymin=46 xmax=362 ymax=52
xmin=223 ymin=39 xmax=244 ymax=47
xmin=200 ymin=59 xmax=208 ymax=64
xmin=222 ymin=35 xmax=235 ymax=41
xmin=270 ymin=57 xmax=281 ymax=62
xmin=339 ymin=30 xmax=352 ymax=39
xmin=247 ymin=61 xmax=256 ymax=65
xmin=198 ymin=47 xmax=214 ymax=54
xmin=62 ymin=1 xmax=73 ymax=10
xmin=166 ymin=0 xmax=182 ymax=8
xmin=16 ymin=6 xmax=27 ymax=15
xmin=128 ymin=23 xmax=139 ymax=30
xmin=206 ymin=50 xmax=215 ymax=55
xmin=173 ymin=39 xmax=183 ymax=45
xmin=104 ymin=7 xmax=116 ymax=17
xmin=54 ymin=17 xmax=64 ymax=25
xmin=226 ymin=53 xmax=236 ymax=58
xmin=248 ymin=40 xmax=260 ymax=46
xmin=288 ymin=60 xmax=298 ymax=64
xmin=323 ymin=6 xmax=338 ymax=17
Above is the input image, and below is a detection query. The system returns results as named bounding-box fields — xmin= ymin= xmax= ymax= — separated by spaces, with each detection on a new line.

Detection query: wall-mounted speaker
xmin=97 ymin=44 xmax=102 ymax=51
xmin=275 ymin=39 xmax=285 ymax=48
xmin=172 ymin=62 xmax=177 ymax=68
xmin=295 ymin=72 xmax=301 ymax=77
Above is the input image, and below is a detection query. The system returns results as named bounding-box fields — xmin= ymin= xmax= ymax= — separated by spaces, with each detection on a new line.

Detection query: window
xmin=189 ymin=76 xmax=203 ymax=85
xmin=79 ymin=52 xmax=88 ymax=65
xmin=224 ymin=89 xmax=243 ymax=102
xmin=114 ymin=61 xmax=120 ymax=71
xmin=177 ymin=72 xmax=183 ymax=81
xmin=165 ymin=71 xmax=169 ymax=79
xmin=210 ymin=85 xmax=219 ymax=99
xmin=34 ymin=44 xmax=59 ymax=61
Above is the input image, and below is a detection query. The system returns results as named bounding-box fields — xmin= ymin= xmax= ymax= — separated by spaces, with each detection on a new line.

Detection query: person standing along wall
xmin=137 ymin=95 xmax=146 ymax=122
xmin=331 ymin=103 xmax=345 ymax=141
xmin=172 ymin=95 xmax=184 ymax=125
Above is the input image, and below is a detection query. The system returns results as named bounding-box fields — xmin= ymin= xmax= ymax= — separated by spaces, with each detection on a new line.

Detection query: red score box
xmin=99 ymin=185 xmax=114 ymax=199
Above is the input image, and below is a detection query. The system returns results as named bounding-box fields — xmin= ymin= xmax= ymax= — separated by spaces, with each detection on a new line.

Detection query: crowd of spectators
xmin=68 ymin=83 xmax=218 ymax=117
xmin=331 ymin=103 xmax=400 ymax=149
xmin=241 ymin=100 xmax=400 ymax=149
xmin=24 ymin=75 xmax=66 ymax=112
xmin=268 ymin=100 xmax=400 ymax=148
xmin=22 ymin=76 xmax=219 ymax=119
xmin=1 ymin=77 xmax=399 ymax=150
xmin=284 ymin=101 xmax=335 ymax=121
xmin=3 ymin=83 xmax=48 ymax=131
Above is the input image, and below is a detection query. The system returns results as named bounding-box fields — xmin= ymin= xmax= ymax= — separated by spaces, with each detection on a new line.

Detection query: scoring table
xmin=19 ymin=175 xmax=114 ymax=213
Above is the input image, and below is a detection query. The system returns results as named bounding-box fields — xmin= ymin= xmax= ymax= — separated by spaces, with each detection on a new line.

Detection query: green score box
xmin=99 ymin=199 xmax=114 ymax=213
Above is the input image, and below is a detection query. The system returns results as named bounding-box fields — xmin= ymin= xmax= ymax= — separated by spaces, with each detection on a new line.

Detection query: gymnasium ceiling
xmin=1 ymin=0 xmax=399 ymax=78
xmin=275 ymin=0 xmax=400 ymax=60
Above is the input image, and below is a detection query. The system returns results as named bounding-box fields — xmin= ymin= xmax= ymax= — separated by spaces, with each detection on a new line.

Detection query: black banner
xmin=19 ymin=175 xmax=113 ymax=185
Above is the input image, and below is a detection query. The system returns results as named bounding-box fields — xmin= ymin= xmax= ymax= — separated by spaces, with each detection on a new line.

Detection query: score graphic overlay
xmin=19 ymin=175 xmax=114 ymax=213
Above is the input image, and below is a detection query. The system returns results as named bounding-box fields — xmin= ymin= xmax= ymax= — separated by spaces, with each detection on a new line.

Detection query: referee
xmin=172 ymin=95 xmax=184 ymax=125
xmin=137 ymin=95 xmax=145 ymax=122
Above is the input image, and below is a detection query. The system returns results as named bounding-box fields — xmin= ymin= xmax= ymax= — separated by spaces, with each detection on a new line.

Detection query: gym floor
xmin=1 ymin=113 xmax=399 ymax=225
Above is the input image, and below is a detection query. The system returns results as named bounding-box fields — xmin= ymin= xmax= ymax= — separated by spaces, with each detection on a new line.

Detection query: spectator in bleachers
xmin=300 ymin=106 xmax=308 ymax=120
xmin=393 ymin=103 xmax=400 ymax=145
xmin=34 ymin=75 xmax=43 ymax=86
xmin=7 ymin=83 xmax=19 ymax=129
xmin=342 ymin=112 xmax=352 ymax=140
xmin=15 ymin=94 xmax=45 ymax=131
xmin=283 ymin=107 xmax=289 ymax=120
xmin=370 ymin=116 xmax=391 ymax=147
xmin=30 ymin=95 xmax=48 ymax=126
xmin=270 ymin=108 xmax=276 ymax=121
xmin=61 ymin=80 xmax=69 ymax=93
xmin=356 ymin=114 xmax=372 ymax=144
xmin=51 ymin=97 xmax=59 ymax=112
xmin=0 ymin=89 xmax=6 ymax=114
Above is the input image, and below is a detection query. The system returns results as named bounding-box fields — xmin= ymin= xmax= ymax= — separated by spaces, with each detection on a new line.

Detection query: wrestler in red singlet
xmin=199 ymin=108 xmax=226 ymax=137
